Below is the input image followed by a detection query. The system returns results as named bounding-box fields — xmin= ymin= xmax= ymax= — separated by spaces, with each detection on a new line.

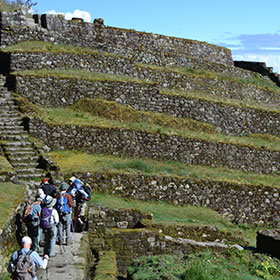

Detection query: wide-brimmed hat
xmin=44 ymin=195 xmax=56 ymax=208
xmin=69 ymin=176 xmax=76 ymax=182
xmin=60 ymin=182 xmax=70 ymax=191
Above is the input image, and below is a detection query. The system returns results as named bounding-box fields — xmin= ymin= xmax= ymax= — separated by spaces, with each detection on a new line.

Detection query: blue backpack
xmin=56 ymin=192 xmax=71 ymax=215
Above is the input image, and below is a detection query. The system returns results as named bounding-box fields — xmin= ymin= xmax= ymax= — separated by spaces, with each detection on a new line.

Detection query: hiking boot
xmin=57 ymin=240 xmax=63 ymax=245
xmin=66 ymin=240 xmax=73 ymax=246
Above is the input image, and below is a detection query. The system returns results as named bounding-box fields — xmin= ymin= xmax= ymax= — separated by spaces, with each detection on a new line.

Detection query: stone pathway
xmin=37 ymin=232 xmax=85 ymax=280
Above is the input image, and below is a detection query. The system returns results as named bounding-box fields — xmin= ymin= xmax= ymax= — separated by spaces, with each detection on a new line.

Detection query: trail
xmin=37 ymin=232 xmax=85 ymax=280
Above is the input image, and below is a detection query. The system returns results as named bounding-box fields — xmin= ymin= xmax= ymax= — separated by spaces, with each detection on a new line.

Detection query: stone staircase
xmin=0 ymin=76 xmax=46 ymax=186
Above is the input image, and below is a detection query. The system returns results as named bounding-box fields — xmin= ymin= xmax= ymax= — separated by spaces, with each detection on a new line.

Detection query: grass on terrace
xmin=0 ymin=155 xmax=14 ymax=173
xmin=51 ymin=150 xmax=280 ymax=188
xmin=7 ymin=41 xmax=280 ymax=93
xmin=3 ymin=40 xmax=121 ymax=57
xmin=17 ymin=96 xmax=280 ymax=152
xmin=13 ymin=68 xmax=148 ymax=84
xmin=0 ymin=182 xmax=25 ymax=227
xmin=91 ymin=193 xmax=263 ymax=246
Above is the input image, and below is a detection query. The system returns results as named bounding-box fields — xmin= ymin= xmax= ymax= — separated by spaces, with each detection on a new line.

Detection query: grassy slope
xmin=16 ymin=95 xmax=280 ymax=152
xmin=0 ymin=155 xmax=14 ymax=173
xmin=0 ymin=182 xmax=25 ymax=227
xmin=91 ymin=193 xmax=262 ymax=246
xmin=51 ymin=150 xmax=280 ymax=188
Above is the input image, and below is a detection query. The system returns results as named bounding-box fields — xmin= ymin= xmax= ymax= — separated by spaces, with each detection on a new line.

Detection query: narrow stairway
xmin=0 ymin=75 xmax=46 ymax=186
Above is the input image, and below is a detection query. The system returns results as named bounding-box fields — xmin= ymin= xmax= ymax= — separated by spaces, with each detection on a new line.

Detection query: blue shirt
xmin=9 ymin=248 xmax=44 ymax=280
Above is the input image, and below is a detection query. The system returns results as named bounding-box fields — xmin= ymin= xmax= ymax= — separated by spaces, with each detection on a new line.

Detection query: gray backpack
xmin=12 ymin=250 xmax=36 ymax=280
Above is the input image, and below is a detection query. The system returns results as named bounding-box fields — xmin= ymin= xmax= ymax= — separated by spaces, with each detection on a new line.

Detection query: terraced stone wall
xmin=0 ymin=11 xmax=233 ymax=66
xmin=88 ymin=205 xmax=234 ymax=276
xmin=13 ymin=75 xmax=280 ymax=137
xmin=85 ymin=172 xmax=280 ymax=225
xmin=0 ymin=199 xmax=26 ymax=277
xmin=28 ymin=117 xmax=280 ymax=175
xmin=6 ymin=50 xmax=256 ymax=80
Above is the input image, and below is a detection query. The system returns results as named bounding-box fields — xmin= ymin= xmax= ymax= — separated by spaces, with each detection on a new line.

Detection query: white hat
xmin=44 ymin=195 xmax=56 ymax=208
xmin=69 ymin=176 xmax=76 ymax=182
xmin=22 ymin=236 xmax=32 ymax=245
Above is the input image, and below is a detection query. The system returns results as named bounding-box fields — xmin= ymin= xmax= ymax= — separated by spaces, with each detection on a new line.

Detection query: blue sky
xmin=34 ymin=0 xmax=280 ymax=72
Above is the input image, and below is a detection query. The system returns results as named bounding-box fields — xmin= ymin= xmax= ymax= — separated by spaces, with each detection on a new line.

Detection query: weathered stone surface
xmin=13 ymin=74 xmax=280 ymax=137
xmin=81 ymin=172 xmax=280 ymax=226
xmin=0 ymin=11 xmax=233 ymax=66
xmin=28 ymin=117 xmax=280 ymax=176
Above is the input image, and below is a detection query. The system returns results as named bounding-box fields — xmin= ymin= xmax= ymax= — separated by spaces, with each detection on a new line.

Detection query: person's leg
xmin=49 ymin=226 xmax=58 ymax=257
xmin=33 ymin=225 xmax=40 ymax=252
xmin=44 ymin=229 xmax=50 ymax=256
xmin=65 ymin=213 xmax=72 ymax=242
xmin=57 ymin=220 xmax=63 ymax=244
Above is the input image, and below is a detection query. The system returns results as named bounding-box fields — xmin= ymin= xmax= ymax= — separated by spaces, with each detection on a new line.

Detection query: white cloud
xmin=45 ymin=9 xmax=91 ymax=22
xmin=233 ymin=54 xmax=280 ymax=74
xmin=65 ymin=9 xmax=91 ymax=22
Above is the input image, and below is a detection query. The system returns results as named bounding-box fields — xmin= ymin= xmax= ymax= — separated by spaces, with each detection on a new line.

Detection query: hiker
xmin=24 ymin=189 xmax=45 ymax=252
xmin=56 ymin=182 xmax=74 ymax=245
xmin=8 ymin=236 xmax=49 ymax=280
xmin=67 ymin=176 xmax=76 ymax=196
xmin=41 ymin=177 xmax=57 ymax=198
xmin=41 ymin=196 xmax=59 ymax=258
xmin=72 ymin=179 xmax=92 ymax=229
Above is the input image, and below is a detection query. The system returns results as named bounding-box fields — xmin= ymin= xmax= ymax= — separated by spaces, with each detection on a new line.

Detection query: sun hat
xmin=22 ymin=236 xmax=32 ymax=245
xmin=44 ymin=195 xmax=56 ymax=208
xmin=60 ymin=182 xmax=70 ymax=191
xmin=69 ymin=176 xmax=76 ymax=182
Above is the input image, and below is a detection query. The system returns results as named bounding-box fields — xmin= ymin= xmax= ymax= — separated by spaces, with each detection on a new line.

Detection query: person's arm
xmin=53 ymin=209 xmax=59 ymax=224
xmin=8 ymin=251 xmax=18 ymax=272
xmin=31 ymin=251 xmax=48 ymax=269
xmin=66 ymin=193 xmax=74 ymax=208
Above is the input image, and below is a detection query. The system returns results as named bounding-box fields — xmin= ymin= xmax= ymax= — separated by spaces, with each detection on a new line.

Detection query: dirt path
xmin=37 ymin=232 xmax=85 ymax=280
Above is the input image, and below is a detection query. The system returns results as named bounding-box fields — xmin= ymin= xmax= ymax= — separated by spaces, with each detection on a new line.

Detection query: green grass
xmin=16 ymin=96 xmax=280 ymax=152
xmin=162 ymin=88 xmax=280 ymax=113
xmin=128 ymin=251 xmax=280 ymax=280
xmin=2 ymin=41 xmax=125 ymax=58
xmin=182 ymin=67 xmax=280 ymax=92
xmin=0 ymin=155 xmax=14 ymax=173
xmin=0 ymin=182 xmax=25 ymax=227
xmin=91 ymin=193 xmax=264 ymax=245
xmin=13 ymin=68 xmax=152 ymax=84
xmin=137 ymin=63 xmax=280 ymax=95
xmin=51 ymin=150 xmax=280 ymax=188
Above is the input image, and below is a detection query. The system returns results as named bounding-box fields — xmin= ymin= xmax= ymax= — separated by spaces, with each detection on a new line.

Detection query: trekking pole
xmin=46 ymin=266 xmax=49 ymax=280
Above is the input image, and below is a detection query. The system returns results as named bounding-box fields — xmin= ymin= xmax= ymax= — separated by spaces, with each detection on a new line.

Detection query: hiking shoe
xmin=57 ymin=240 xmax=63 ymax=245
xmin=66 ymin=240 xmax=73 ymax=246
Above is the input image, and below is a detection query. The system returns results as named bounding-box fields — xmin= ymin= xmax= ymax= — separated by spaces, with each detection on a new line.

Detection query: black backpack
xmin=12 ymin=250 xmax=36 ymax=280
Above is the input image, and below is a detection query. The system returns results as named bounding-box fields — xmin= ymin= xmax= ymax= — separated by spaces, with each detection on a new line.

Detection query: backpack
xmin=84 ymin=184 xmax=92 ymax=201
xmin=23 ymin=201 xmax=40 ymax=223
xmin=57 ymin=192 xmax=71 ymax=215
xmin=40 ymin=207 xmax=53 ymax=230
xmin=12 ymin=250 xmax=36 ymax=280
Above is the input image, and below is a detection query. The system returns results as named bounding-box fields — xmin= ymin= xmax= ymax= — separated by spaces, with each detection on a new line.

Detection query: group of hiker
xmin=8 ymin=176 xmax=92 ymax=280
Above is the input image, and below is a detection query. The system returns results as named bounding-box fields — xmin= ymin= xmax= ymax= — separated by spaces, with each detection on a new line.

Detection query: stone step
xmin=19 ymin=180 xmax=42 ymax=188
xmin=9 ymin=155 xmax=38 ymax=163
xmin=11 ymin=161 xmax=38 ymax=168
xmin=3 ymin=146 xmax=34 ymax=152
xmin=0 ymin=134 xmax=29 ymax=141
xmin=0 ymin=117 xmax=22 ymax=123
xmin=5 ymin=150 xmax=37 ymax=158
xmin=15 ymin=167 xmax=45 ymax=174
xmin=0 ymin=125 xmax=24 ymax=131
xmin=17 ymin=172 xmax=45 ymax=180
xmin=4 ymin=141 xmax=32 ymax=147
